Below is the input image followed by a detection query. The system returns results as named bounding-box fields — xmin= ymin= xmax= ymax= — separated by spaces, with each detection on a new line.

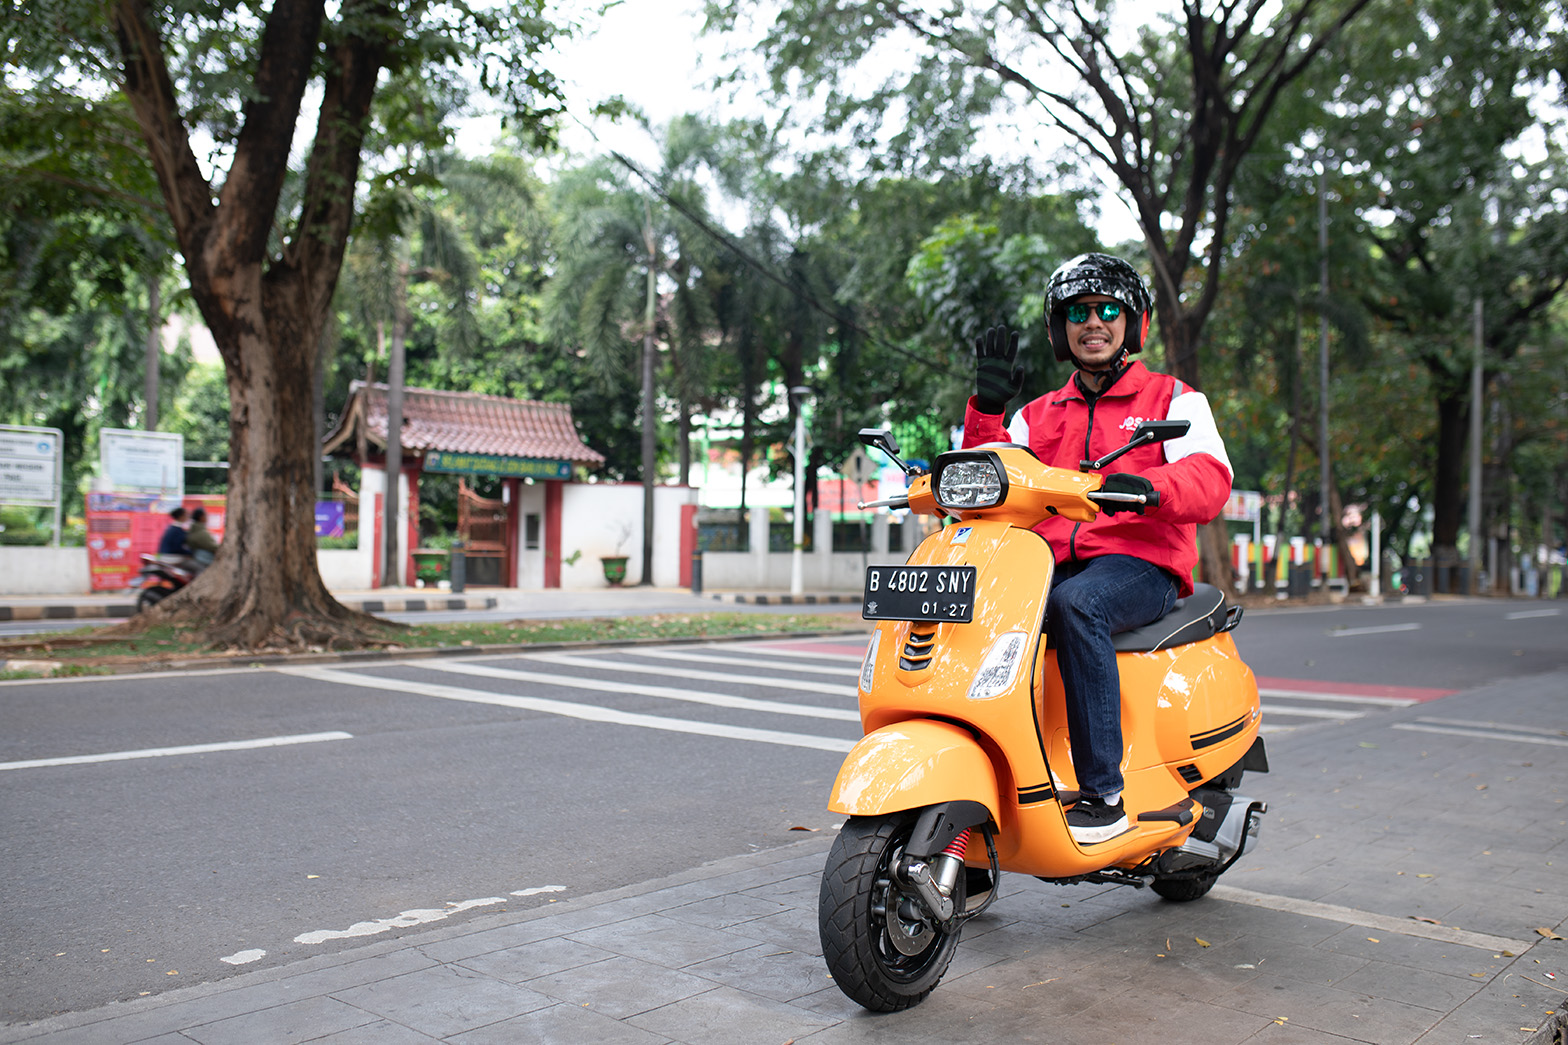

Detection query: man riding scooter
xmin=961 ymin=252 xmax=1234 ymax=845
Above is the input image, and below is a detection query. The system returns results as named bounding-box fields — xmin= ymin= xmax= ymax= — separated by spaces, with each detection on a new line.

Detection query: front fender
xmin=827 ymin=719 xmax=1000 ymax=822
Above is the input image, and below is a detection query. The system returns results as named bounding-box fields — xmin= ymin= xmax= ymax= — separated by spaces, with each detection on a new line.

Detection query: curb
xmin=0 ymin=595 xmax=499 ymax=621
xmin=705 ymin=591 xmax=862 ymax=605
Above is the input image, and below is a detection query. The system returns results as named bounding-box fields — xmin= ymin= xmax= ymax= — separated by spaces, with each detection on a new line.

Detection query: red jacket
xmin=962 ymin=361 xmax=1232 ymax=597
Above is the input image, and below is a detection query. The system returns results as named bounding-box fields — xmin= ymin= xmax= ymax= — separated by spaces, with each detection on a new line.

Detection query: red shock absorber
xmin=942 ymin=830 xmax=970 ymax=860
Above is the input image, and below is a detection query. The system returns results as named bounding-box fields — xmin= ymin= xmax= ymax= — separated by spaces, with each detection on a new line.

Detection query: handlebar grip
xmin=1146 ymin=490 xmax=1160 ymax=508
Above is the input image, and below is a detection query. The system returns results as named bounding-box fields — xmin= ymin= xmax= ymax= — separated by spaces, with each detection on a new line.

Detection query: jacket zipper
xmin=1068 ymin=393 xmax=1099 ymax=563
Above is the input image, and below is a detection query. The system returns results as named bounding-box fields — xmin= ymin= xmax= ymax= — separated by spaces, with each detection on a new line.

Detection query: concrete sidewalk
xmin=0 ymin=588 xmax=500 ymax=621
xmin=3 ymin=667 xmax=1564 ymax=1044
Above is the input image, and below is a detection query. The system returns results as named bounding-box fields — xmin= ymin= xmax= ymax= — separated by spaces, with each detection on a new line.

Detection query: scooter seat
xmin=1111 ymin=583 xmax=1229 ymax=653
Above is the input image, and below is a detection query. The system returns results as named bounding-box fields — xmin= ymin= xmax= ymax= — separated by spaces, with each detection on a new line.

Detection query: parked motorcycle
xmin=819 ymin=424 xmax=1269 ymax=1012
xmin=129 ymin=553 xmax=197 ymax=612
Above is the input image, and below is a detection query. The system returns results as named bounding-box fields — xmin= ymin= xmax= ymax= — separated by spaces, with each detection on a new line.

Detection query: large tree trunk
xmin=110 ymin=0 xmax=393 ymax=648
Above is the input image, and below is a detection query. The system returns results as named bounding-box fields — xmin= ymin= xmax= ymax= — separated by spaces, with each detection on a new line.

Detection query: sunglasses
xmin=1064 ymin=301 xmax=1123 ymax=323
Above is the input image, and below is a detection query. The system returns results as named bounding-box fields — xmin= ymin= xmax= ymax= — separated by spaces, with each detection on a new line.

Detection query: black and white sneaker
xmin=1066 ymin=796 xmax=1130 ymax=845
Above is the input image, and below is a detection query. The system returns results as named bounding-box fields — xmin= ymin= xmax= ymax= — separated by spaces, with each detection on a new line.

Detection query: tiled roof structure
xmin=323 ymin=382 xmax=605 ymax=467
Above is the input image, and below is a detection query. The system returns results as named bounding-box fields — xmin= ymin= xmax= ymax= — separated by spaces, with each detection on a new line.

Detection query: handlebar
xmin=1087 ymin=490 xmax=1161 ymax=508
xmin=858 ymin=496 xmax=910 ymax=511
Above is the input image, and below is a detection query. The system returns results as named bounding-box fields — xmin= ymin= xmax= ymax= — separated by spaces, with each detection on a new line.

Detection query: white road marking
xmin=1330 ymin=623 xmax=1422 ymax=637
xmin=1414 ymin=716 xmax=1568 ymax=738
xmin=1212 ymin=885 xmax=1532 ymax=953
xmin=1257 ymin=689 xmax=1417 ymax=707
xmin=405 ymin=660 xmax=858 ymax=722
xmin=219 ymin=949 xmax=267 ymax=965
xmin=605 ymin=647 xmax=857 ymax=677
xmin=521 ymin=651 xmax=859 ymax=698
xmin=1259 ymin=704 xmax=1367 ymax=720
xmin=1505 ymin=608 xmax=1560 ymax=620
xmin=295 ymin=897 xmax=509 ymax=945
xmin=1392 ymin=723 xmax=1568 ymax=749
xmin=279 ymin=666 xmax=856 ymax=753
xmin=511 ymin=885 xmax=566 ymax=897
xmin=704 ymin=643 xmax=866 ymax=663
xmin=0 ymin=731 xmax=353 ymax=772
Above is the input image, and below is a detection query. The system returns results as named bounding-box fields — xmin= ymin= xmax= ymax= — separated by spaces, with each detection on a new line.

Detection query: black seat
xmin=1111 ymin=583 xmax=1229 ymax=653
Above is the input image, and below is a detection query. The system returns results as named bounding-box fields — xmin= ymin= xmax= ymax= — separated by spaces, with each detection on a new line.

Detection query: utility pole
xmin=382 ymin=262 xmax=408 ymax=589
xmin=640 ymin=203 xmax=658 ymax=586
xmin=144 ymin=277 xmax=161 ymax=430
xmin=1318 ymin=165 xmax=1332 ymax=584
xmin=1468 ymin=295 xmax=1483 ymax=594
xmin=789 ymin=386 xmax=812 ymax=596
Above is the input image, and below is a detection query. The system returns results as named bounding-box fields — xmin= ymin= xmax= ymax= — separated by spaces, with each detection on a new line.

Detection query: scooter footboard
xmin=827 ymin=720 xmax=1000 ymax=822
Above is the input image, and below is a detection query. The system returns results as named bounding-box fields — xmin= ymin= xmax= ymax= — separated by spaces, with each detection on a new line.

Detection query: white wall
xmin=514 ymin=482 xmax=547 ymax=590
xmin=317 ymin=548 xmax=372 ymax=591
xmin=0 ymin=546 xmax=91 ymax=594
xmin=696 ymin=513 xmax=933 ymax=592
xmin=558 ymin=483 xmax=696 ymax=589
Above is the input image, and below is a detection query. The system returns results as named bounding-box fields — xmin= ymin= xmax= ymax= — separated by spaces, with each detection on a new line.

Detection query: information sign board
xmin=423 ymin=451 xmax=571 ymax=480
xmin=100 ymin=428 xmax=184 ymax=497
xmin=0 ymin=425 xmax=62 ymax=504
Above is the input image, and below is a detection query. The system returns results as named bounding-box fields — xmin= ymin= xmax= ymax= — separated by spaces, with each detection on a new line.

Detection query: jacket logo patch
xmin=1119 ymin=416 xmax=1147 ymax=432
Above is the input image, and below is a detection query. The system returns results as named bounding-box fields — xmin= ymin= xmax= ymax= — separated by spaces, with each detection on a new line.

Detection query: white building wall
xmin=0 ymin=547 xmax=91 ymax=594
xmin=556 ymin=483 xmax=697 ymax=589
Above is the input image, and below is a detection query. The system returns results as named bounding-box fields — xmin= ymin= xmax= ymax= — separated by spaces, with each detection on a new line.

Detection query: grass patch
xmin=0 ymin=611 xmax=867 ymax=676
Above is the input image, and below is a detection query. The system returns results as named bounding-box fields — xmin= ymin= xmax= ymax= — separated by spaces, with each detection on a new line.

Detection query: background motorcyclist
xmin=157 ymin=507 xmax=191 ymax=557
xmin=961 ymin=252 xmax=1233 ymax=845
xmin=187 ymin=507 xmax=219 ymax=569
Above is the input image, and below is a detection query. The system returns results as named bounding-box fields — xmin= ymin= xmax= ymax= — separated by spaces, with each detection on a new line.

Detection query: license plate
xmin=862 ymin=565 xmax=977 ymax=623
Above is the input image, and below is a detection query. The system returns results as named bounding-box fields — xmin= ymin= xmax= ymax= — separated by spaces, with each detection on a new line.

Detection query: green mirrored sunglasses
xmin=1064 ymin=301 xmax=1123 ymax=323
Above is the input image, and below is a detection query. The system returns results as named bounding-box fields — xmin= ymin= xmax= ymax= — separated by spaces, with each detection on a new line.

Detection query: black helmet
xmin=1045 ymin=252 xmax=1154 ymax=362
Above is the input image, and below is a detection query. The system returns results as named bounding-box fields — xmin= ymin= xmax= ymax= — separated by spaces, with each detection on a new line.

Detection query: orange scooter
xmin=819 ymin=423 xmax=1269 ymax=1012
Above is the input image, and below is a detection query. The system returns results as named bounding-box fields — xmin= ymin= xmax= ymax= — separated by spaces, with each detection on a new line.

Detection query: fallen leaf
xmin=1537 ymin=928 xmax=1565 ymax=940
xmin=788 ymin=826 xmax=819 ymax=832
xmin=1417 ymin=873 xmax=1435 ymax=878
xmin=1471 ymin=973 xmax=1487 ymax=978
xmin=1195 ymin=938 xmax=1211 ymax=948
xmin=1411 ymin=916 xmax=1442 ymax=925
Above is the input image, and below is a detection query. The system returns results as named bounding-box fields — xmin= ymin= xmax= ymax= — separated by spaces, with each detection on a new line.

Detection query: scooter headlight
xmin=968 ymin=631 xmax=1029 ymax=701
xmin=858 ymin=630 xmax=881 ymax=693
xmin=934 ymin=452 xmax=1006 ymax=510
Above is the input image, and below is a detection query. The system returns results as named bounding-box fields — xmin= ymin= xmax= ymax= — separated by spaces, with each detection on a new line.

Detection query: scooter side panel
xmin=827 ymin=719 xmax=1001 ymax=822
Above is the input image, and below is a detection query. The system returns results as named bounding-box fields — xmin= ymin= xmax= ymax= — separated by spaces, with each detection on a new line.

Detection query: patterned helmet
xmin=1044 ymin=253 xmax=1154 ymax=361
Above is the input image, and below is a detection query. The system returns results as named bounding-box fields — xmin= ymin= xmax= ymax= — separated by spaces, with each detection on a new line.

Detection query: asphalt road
xmin=0 ymin=597 xmax=1562 ymax=1025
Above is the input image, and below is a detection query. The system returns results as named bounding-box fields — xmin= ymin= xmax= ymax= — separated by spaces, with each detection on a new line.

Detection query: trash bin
xmin=690 ymin=549 xmax=703 ymax=595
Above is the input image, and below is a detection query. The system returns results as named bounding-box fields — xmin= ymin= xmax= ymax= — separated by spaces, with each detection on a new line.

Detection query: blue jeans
xmin=1045 ymin=555 xmax=1178 ymax=801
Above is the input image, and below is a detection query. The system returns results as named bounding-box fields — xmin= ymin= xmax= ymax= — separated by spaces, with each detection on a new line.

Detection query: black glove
xmin=1097 ymin=473 xmax=1155 ymax=515
xmin=974 ymin=325 xmax=1023 ymax=416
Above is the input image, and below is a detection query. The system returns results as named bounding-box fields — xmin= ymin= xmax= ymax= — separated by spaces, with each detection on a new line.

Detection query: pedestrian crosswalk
xmin=278 ymin=640 xmax=1449 ymax=752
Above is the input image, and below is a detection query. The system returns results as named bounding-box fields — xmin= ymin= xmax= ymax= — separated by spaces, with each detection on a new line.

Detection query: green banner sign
xmin=423 ymin=452 xmax=572 ymax=480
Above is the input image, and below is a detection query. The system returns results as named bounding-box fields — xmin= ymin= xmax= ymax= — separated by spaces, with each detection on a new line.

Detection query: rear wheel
xmin=1151 ymin=870 xmax=1220 ymax=902
xmin=135 ymin=587 xmax=168 ymax=613
xmin=818 ymin=813 xmax=964 ymax=1012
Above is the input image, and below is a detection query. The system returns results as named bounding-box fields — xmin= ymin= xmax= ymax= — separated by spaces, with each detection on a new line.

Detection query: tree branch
xmin=110 ymin=0 xmax=215 ymax=263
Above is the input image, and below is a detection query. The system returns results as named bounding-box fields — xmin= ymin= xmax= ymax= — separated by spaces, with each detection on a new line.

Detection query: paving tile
xmin=718 ymin=906 xmax=823 ymax=958
xmin=273 ymin=950 xmax=441 ymax=998
xmin=457 ymin=936 xmax=617 ymax=983
xmin=415 ymin=917 xmax=571 ymax=964
xmin=1216 ymin=970 xmax=1445 ymax=1045
xmin=523 ymin=954 xmax=719 ymax=1019
xmin=625 ymin=985 xmax=835 ymax=1045
xmin=330 ymin=965 xmax=553 ymax=1038
xmin=1315 ymin=925 xmax=1518 ymax=978
xmin=1055 ymin=983 xmax=1271 ymax=1045
xmin=666 ymin=891 xmax=790 ymax=929
xmin=1329 ymin=960 xmax=1484 ymax=1012
xmin=682 ymin=943 xmax=828 ymax=1003
xmin=444 ymin=1001 xmax=671 ymax=1045
xmin=308 ymin=1020 xmax=443 ymax=1043
xmin=180 ymin=996 xmax=378 ymax=1045
xmin=567 ymin=913 xmax=758 ymax=968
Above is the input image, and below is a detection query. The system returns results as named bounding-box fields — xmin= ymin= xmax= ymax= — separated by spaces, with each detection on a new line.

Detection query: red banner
xmin=86 ymin=494 xmax=226 ymax=591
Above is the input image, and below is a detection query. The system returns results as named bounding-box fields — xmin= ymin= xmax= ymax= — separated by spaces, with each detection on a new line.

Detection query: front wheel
xmin=819 ymin=813 xmax=964 ymax=1012
xmin=135 ymin=587 xmax=169 ymax=613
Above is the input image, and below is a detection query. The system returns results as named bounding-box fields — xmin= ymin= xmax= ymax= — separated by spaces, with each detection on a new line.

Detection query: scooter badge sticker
xmin=951 ymin=526 xmax=973 ymax=544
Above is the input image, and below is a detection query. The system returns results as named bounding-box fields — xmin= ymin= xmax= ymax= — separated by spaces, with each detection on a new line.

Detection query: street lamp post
xmin=789 ymin=386 xmax=812 ymax=596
